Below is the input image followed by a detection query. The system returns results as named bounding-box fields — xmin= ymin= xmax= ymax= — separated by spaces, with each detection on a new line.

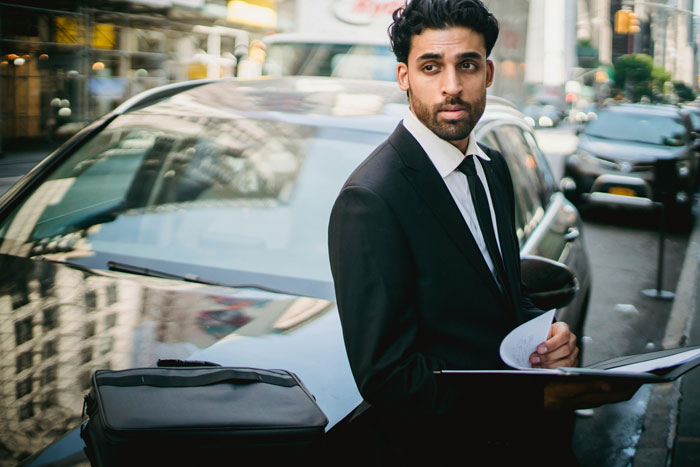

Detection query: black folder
xmin=436 ymin=345 xmax=700 ymax=384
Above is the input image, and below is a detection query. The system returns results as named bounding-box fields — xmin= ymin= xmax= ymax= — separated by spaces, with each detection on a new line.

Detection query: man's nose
xmin=441 ymin=67 xmax=462 ymax=96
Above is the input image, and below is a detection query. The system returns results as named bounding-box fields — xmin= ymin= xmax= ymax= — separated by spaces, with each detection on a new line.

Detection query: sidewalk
xmin=633 ymin=202 xmax=700 ymax=467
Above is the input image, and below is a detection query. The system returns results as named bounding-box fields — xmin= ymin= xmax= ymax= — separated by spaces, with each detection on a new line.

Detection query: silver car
xmin=0 ymin=77 xmax=590 ymax=465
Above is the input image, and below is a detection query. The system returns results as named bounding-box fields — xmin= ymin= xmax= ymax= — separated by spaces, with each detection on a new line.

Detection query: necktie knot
xmin=457 ymin=155 xmax=477 ymax=176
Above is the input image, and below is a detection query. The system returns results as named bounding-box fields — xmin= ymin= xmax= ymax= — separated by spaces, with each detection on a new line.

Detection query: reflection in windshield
xmin=0 ymin=113 xmax=387 ymax=288
xmin=0 ymin=254 xmax=333 ymax=464
xmin=583 ymin=111 xmax=687 ymax=146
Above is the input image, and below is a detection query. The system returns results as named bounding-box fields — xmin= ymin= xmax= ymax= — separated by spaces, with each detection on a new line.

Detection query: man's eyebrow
xmin=458 ymin=51 xmax=485 ymax=60
xmin=416 ymin=52 xmax=443 ymax=62
xmin=415 ymin=51 xmax=485 ymax=62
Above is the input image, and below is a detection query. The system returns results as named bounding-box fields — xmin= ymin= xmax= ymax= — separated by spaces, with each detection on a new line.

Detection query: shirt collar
xmin=402 ymin=108 xmax=490 ymax=179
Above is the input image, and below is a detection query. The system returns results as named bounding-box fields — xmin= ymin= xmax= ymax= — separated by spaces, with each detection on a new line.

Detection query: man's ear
xmin=397 ymin=62 xmax=409 ymax=91
xmin=486 ymin=59 xmax=494 ymax=88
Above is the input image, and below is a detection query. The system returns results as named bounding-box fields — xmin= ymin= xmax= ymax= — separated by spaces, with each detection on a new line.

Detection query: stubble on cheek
xmin=409 ymin=90 xmax=482 ymax=143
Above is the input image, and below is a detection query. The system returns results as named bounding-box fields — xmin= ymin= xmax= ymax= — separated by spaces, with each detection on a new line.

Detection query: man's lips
xmin=438 ymin=106 xmax=467 ymax=120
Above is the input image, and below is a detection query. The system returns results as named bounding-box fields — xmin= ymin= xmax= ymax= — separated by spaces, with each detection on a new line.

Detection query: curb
xmin=633 ymin=203 xmax=700 ymax=467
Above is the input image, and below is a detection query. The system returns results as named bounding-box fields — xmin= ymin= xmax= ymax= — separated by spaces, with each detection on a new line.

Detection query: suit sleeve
xmin=328 ymin=184 xmax=448 ymax=415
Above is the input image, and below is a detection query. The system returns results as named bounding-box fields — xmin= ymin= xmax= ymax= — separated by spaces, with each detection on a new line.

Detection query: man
xmin=328 ymin=0 xmax=635 ymax=463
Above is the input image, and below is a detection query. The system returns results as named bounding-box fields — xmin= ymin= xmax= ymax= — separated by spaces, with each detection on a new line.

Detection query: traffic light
xmin=628 ymin=11 xmax=640 ymax=34
xmin=614 ymin=9 xmax=630 ymax=34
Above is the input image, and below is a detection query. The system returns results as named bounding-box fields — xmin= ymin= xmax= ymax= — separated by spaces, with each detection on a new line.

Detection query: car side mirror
xmin=692 ymin=135 xmax=700 ymax=150
xmin=559 ymin=176 xmax=577 ymax=199
xmin=520 ymin=255 xmax=579 ymax=310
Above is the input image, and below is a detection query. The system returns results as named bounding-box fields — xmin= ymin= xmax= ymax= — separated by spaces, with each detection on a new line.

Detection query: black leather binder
xmin=436 ymin=345 xmax=700 ymax=384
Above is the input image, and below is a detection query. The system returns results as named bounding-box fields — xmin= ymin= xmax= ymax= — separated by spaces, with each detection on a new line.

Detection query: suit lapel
xmin=388 ymin=125 xmax=507 ymax=306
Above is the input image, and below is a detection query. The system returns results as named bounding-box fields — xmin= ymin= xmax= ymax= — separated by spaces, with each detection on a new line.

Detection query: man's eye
xmin=423 ymin=64 xmax=436 ymax=72
xmin=462 ymin=62 xmax=476 ymax=70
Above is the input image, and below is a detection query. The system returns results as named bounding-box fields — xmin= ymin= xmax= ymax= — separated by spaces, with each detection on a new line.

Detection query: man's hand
xmin=544 ymin=380 xmax=641 ymax=411
xmin=530 ymin=321 xmax=578 ymax=369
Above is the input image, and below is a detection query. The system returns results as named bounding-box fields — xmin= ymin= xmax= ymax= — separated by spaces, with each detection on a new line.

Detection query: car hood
xmin=578 ymin=134 xmax=686 ymax=162
xmin=0 ymin=254 xmax=360 ymax=465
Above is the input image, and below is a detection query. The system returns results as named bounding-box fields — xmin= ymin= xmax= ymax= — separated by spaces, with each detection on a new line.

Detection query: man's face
xmin=396 ymin=26 xmax=494 ymax=153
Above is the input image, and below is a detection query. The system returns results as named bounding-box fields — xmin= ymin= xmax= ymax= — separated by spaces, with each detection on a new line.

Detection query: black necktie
xmin=457 ymin=155 xmax=507 ymax=288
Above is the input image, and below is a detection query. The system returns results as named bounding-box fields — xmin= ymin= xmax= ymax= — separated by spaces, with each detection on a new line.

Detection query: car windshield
xmin=263 ymin=42 xmax=397 ymax=81
xmin=0 ymin=112 xmax=388 ymax=293
xmin=583 ymin=109 xmax=687 ymax=146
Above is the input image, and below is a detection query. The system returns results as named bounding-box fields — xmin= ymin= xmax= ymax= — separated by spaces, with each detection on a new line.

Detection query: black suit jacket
xmin=328 ymin=123 xmax=545 ymax=421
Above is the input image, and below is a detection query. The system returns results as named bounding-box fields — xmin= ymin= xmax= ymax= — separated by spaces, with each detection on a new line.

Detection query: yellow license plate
xmin=608 ymin=187 xmax=636 ymax=197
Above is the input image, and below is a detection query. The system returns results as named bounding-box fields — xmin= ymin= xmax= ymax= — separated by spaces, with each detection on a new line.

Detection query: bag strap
xmin=96 ymin=369 xmax=297 ymax=388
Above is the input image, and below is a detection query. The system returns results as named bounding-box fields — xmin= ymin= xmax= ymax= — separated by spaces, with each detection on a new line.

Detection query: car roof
xmin=121 ymin=77 xmax=528 ymax=134
xmin=602 ymin=102 xmax=684 ymax=117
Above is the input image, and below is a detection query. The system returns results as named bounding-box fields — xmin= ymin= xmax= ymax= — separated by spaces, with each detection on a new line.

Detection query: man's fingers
xmin=530 ymin=323 xmax=578 ymax=368
xmin=538 ymin=322 xmax=572 ymax=355
xmin=532 ymin=344 xmax=579 ymax=368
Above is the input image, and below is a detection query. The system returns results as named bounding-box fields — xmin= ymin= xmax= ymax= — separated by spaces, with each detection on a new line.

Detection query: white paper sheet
xmin=610 ymin=348 xmax=700 ymax=373
xmin=499 ymin=309 xmax=556 ymax=369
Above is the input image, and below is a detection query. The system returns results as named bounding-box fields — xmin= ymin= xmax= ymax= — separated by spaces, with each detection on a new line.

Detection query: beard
xmin=409 ymin=91 xmax=486 ymax=143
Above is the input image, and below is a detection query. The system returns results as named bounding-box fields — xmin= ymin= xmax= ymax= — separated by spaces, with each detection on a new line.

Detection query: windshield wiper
xmin=106 ymin=260 xmax=296 ymax=295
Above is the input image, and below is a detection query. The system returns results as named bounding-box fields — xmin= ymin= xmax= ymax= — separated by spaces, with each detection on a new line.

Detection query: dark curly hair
xmin=389 ymin=0 xmax=499 ymax=64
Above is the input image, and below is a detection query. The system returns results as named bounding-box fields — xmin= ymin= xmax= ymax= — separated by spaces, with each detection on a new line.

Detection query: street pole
xmin=642 ymin=201 xmax=675 ymax=300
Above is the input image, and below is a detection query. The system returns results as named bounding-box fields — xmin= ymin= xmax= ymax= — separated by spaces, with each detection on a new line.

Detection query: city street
xmin=0 ymin=124 xmax=693 ymax=466
xmin=536 ymin=124 xmax=690 ymax=466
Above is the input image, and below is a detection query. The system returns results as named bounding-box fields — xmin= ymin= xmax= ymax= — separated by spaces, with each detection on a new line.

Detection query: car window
xmin=0 ymin=113 xmax=387 ymax=288
xmin=584 ymin=110 xmax=688 ymax=146
xmin=479 ymin=129 xmax=527 ymax=245
xmin=493 ymin=125 xmax=546 ymax=243
xmin=522 ymin=129 xmax=558 ymax=199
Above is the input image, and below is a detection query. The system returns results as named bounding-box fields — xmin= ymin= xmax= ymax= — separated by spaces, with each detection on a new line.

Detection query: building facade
xmin=0 ymin=0 xmax=288 ymax=146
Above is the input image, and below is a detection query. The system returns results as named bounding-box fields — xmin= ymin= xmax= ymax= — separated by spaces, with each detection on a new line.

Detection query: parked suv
xmin=562 ymin=103 xmax=700 ymax=229
xmin=0 ymin=77 xmax=590 ymax=465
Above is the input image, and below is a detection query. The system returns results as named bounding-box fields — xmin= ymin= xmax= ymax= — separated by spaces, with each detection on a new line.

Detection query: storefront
xmin=0 ymin=0 xmax=284 ymax=146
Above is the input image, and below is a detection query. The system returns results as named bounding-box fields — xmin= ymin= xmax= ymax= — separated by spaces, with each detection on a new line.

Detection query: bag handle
xmin=96 ymin=369 xmax=297 ymax=388
xmin=157 ymin=358 xmax=221 ymax=367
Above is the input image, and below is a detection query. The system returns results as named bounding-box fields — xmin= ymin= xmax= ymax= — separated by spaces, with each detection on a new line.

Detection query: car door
xmin=480 ymin=122 xmax=590 ymax=336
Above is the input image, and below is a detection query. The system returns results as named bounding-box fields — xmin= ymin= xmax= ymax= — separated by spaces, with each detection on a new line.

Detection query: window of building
xmin=84 ymin=321 xmax=95 ymax=339
xmin=84 ymin=290 xmax=97 ymax=310
xmin=43 ymin=339 xmax=57 ymax=360
xmin=16 ymin=377 xmax=33 ymax=399
xmin=11 ymin=281 xmax=30 ymax=309
xmin=81 ymin=346 xmax=93 ymax=364
xmin=104 ymin=313 xmax=117 ymax=329
xmin=18 ymin=401 xmax=35 ymax=421
xmin=43 ymin=306 xmax=59 ymax=330
xmin=106 ymin=283 xmax=117 ymax=305
xmin=42 ymin=391 xmax=57 ymax=410
xmin=15 ymin=317 xmax=33 ymax=345
xmin=99 ymin=336 xmax=113 ymax=355
xmin=41 ymin=365 xmax=57 ymax=385
xmin=16 ymin=350 xmax=33 ymax=373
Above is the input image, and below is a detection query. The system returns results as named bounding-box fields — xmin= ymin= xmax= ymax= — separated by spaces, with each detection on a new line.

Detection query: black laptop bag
xmin=80 ymin=361 xmax=328 ymax=466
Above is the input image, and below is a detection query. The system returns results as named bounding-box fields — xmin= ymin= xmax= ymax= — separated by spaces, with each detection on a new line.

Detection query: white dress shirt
xmin=402 ymin=109 xmax=502 ymax=278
